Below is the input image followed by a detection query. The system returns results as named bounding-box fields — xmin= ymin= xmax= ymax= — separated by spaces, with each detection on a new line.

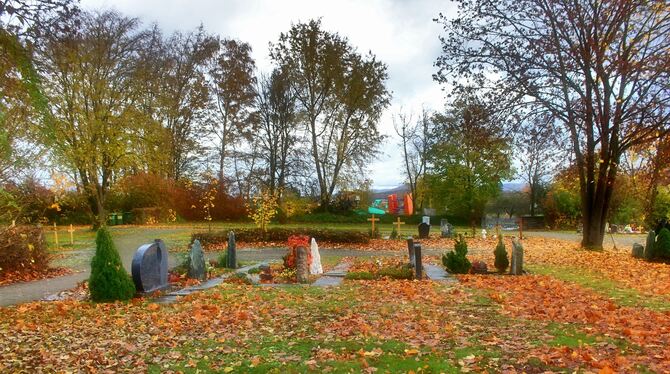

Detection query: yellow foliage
xmin=246 ymin=190 xmax=279 ymax=232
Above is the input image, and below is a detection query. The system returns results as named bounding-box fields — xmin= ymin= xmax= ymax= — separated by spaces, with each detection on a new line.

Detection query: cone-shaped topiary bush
xmin=644 ymin=230 xmax=655 ymax=260
xmin=494 ymin=235 xmax=509 ymax=273
xmin=89 ymin=227 xmax=136 ymax=302
xmin=656 ymin=228 xmax=670 ymax=259
xmin=442 ymin=234 xmax=471 ymax=274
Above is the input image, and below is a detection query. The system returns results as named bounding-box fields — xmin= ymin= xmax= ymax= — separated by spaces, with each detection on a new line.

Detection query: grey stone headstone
xmin=418 ymin=222 xmax=430 ymax=239
xmin=131 ymin=239 xmax=169 ymax=292
xmin=510 ymin=238 xmax=524 ymax=275
xmin=188 ymin=239 xmax=206 ymax=280
xmin=296 ymin=246 xmax=309 ymax=283
xmin=632 ymin=243 xmax=645 ymax=259
xmin=414 ymin=243 xmax=423 ymax=280
xmin=406 ymin=237 xmax=415 ymax=266
xmin=227 ymin=231 xmax=237 ymax=269
xmin=644 ymin=230 xmax=655 ymax=260
xmin=440 ymin=219 xmax=453 ymax=238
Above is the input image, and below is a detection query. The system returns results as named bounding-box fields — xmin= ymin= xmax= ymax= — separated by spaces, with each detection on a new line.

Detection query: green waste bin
xmin=116 ymin=213 xmax=124 ymax=225
xmin=122 ymin=212 xmax=132 ymax=225
xmin=107 ymin=213 xmax=117 ymax=226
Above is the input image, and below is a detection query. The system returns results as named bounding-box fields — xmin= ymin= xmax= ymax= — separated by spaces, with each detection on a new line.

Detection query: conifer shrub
xmin=89 ymin=227 xmax=135 ymax=302
xmin=494 ymin=235 xmax=509 ymax=273
xmin=389 ymin=227 xmax=398 ymax=239
xmin=442 ymin=234 xmax=471 ymax=274
xmin=656 ymin=228 xmax=670 ymax=259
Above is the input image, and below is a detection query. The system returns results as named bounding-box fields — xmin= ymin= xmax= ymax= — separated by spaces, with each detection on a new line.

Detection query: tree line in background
xmin=1 ymin=0 xmax=669 ymax=250
xmin=1 ymin=2 xmax=389 ymax=226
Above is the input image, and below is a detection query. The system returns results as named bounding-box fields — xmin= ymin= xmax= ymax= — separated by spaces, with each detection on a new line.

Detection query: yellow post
xmin=394 ymin=216 xmax=405 ymax=233
xmin=68 ymin=224 xmax=74 ymax=246
xmin=367 ymin=214 xmax=380 ymax=234
xmin=53 ymin=222 xmax=59 ymax=249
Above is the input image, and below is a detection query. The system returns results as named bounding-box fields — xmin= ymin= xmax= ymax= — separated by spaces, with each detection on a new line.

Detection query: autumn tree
xmin=209 ymin=38 xmax=257 ymax=191
xmin=154 ymin=27 xmax=218 ymax=180
xmin=36 ymin=11 xmax=150 ymax=225
xmin=428 ymin=93 xmax=512 ymax=232
xmin=435 ymin=0 xmax=670 ymax=249
xmin=516 ymin=114 xmax=563 ymax=216
xmin=0 ymin=0 xmax=78 ymax=181
xmin=256 ymin=69 xmax=299 ymax=199
xmin=270 ymin=19 xmax=390 ymax=211
xmin=394 ymin=108 xmax=431 ymax=213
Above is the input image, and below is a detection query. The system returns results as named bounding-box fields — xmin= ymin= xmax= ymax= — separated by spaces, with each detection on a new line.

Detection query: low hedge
xmin=0 ymin=226 xmax=50 ymax=274
xmin=193 ymin=227 xmax=370 ymax=245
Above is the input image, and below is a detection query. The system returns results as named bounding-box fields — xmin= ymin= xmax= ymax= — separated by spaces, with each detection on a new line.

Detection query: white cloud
xmin=80 ymin=0 xmax=456 ymax=188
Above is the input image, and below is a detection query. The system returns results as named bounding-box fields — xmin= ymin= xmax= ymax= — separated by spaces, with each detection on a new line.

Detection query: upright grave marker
xmin=418 ymin=222 xmax=430 ymax=239
xmin=132 ymin=239 xmax=169 ymax=292
xmin=53 ymin=223 xmax=59 ymax=249
xmin=394 ymin=217 xmax=405 ymax=234
xmin=406 ymin=237 xmax=415 ymax=266
xmin=368 ymin=214 xmax=380 ymax=235
xmin=68 ymin=224 xmax=75 ymax=246
xmin=296 ymin=246 xmax=309 ymax=283
xmin=188 ymin=239 xmax=206 ymax=280
xmin=414 ymin=243 xmax=423 ymax=279
xmin=227 ymin=231 xmax=237 ymax=269
xmin=510 ymin=238 xmax=524 ymax=275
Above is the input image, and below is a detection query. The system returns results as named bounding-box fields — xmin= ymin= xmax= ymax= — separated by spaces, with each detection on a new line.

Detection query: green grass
xmin=528 ymin=264 xmax=670 ymax=311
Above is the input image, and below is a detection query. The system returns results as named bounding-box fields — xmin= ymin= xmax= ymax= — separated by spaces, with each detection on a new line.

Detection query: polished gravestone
xmin=132 ymin=239 xmax=169 ymax=292
xmin=418 ymin=222 xmax=430 ymax=239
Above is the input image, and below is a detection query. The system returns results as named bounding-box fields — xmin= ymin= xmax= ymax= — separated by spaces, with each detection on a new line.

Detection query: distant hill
xmin=372 ymin=182 xmax=525 ymax=198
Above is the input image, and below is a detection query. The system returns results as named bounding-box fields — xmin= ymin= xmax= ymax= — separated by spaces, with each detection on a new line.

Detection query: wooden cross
xmin=367 ymin=214 xmax=380 ymax=233
xmin=68 ymin=224 xmax=75 ymax=246
xmin=53 ymin=222 xmax=59 ymax=249
xmin=394 ymin=216 xmax=405 ymax=233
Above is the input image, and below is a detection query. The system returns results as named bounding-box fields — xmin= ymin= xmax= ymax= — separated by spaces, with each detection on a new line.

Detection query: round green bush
xmin=89 ymin=227 xmax=136 ymax=302
xmin=442 ymin=234 xmax=471 ymax=274
xmin=656 ymin=228 xmax=670 ymax=259
xmin=494 ymin=236 xmax=509 ymax=273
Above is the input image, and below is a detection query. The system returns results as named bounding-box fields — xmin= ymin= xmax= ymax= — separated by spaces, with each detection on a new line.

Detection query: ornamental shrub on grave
xmin=283 ymin=235 xmax=312 ymax=268
xmin=89 ymin=227 xmax=135 ymax=302
xmin=494 ymin=235 xmax=509 ymax=273
xmin=389 ymin=227 xmax=398 ymax=239
xmin=656 ymin=228 xmax=670 ymax=259
xmin=442 ymin=234 xmax=471 ymax=274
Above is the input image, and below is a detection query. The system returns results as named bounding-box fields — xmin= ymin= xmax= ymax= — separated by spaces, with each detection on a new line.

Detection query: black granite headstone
xmin=131 ymin=239 xmax=169 ymax=292
xmin=418 ymin=222 xmax=430 ymax=239
xmin=414 ymin=243 xmax=422 ymax=279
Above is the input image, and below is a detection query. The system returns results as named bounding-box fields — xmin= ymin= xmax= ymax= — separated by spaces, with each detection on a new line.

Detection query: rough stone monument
xmin=510 ymin=238 xmax=524 ymax=275
xmin=644 ymin=230 xmax=656 ymax=260
xmin=227 ymin=231 xmax=237 ymax=269
xmin=632 ymin=243 xmax=645 ymax=259
xmin=131 ymin=239 xmax=169 ymax=292
xmin=440 ymin=219 xmax=453 ymax=238
xmin=418 ymin=222 xmax=430 ymax=239
xmin=309 ymin=238 xmax=323 ymax=274
xmin=296 ymin=246 xmax=309 ymax=283
xmin=188 ymin=239 xmax=206 ymax=280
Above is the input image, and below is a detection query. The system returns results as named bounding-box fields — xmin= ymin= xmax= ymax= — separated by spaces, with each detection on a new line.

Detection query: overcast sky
xmin=80 ymin=0 xmax=457 ymax=190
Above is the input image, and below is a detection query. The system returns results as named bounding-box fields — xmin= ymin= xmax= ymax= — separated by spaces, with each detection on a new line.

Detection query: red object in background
xmin=387 ymin=194 xmax=398 ymax=215
xmin=285 ymin=235 xmax=312 ymax=268
xmin=404 ymin=193 xmax=413 ymax=215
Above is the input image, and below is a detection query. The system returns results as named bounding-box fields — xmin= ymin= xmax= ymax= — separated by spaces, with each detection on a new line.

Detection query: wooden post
xmin=518 ymin=217 xmax=523 ymax=239
xmin=394 ymin=216 xmax=405 ymax=234
xmin=68 ymin=224 xmax=75 ymax=246
xmin=367 ymin=214 xmax=380 ymax=235
xmin=53 ymin=222 xmax=59 ymax=249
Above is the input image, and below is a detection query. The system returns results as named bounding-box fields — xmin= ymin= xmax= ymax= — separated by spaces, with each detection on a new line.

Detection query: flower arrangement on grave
xmin=283 ymin=235 xmax=312 ymax=268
